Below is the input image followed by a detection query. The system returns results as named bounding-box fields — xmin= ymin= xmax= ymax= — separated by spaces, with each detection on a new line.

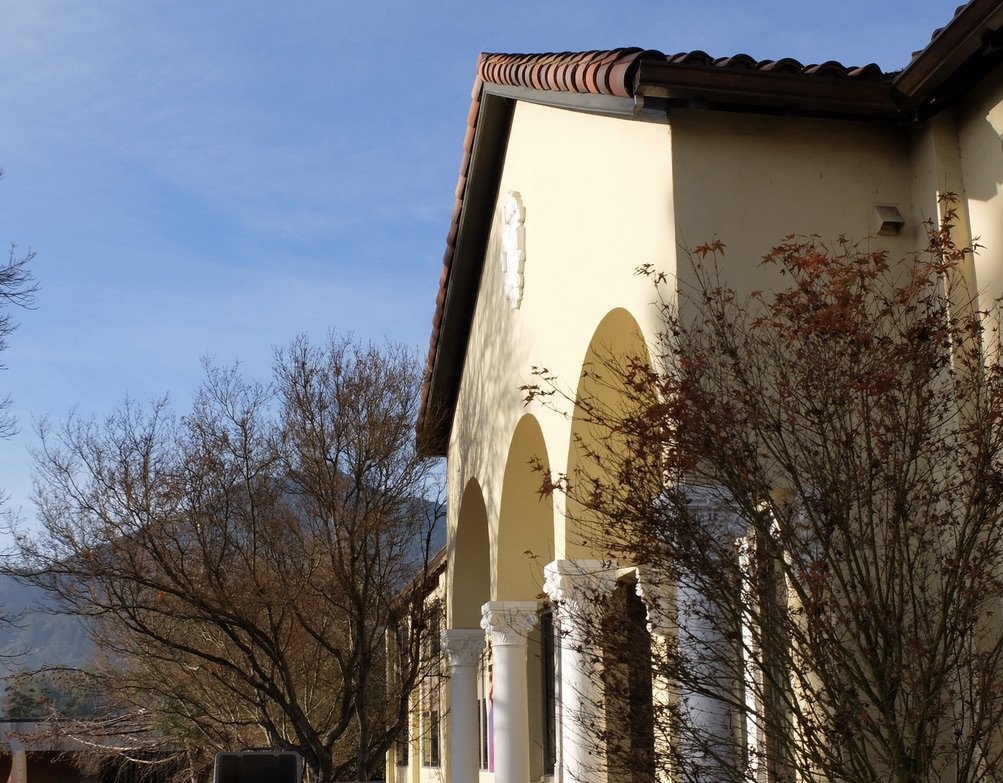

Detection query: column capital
xmin=441 ymin=628 xmax=484 ymax=668
xmin=480 ymin=601 xmax=538 ymax=646
xmin=673 ymin=482 xmax=746 ymax=539
xmin=542 ymin=559 xmax=618 ymax=612
xmin=633 ymin=565 xmax=672 ymax=636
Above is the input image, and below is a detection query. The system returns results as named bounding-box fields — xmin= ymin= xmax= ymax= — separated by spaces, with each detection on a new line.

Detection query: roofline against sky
xmin=893 ymin=0 xmax=1003 ymax=113
xmin=417 ymin=0 xmax=1003 ymax=454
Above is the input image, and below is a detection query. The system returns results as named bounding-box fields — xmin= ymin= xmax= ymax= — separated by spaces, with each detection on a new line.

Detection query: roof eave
xmin=417 ymin=88 xmax=515 ymax=456
xmin=894 ymin=0 xmax=1003 ymax=115
xmin=636 ymin=61 xmax=899 ymax=119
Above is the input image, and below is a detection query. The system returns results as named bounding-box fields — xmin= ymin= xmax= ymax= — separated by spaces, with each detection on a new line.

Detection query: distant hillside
xmin=0 ymin=498 xmax=442 ymax=686
xmin=0 ymin=574 xmax=94 ymax=677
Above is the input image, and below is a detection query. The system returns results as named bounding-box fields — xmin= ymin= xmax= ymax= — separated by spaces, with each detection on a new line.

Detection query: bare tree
xmin=527 ymin=201 xmax=1003 ymax=783
xmin=15 ymin=334 xmax=442 ymax=783
xmin=0 ymin=169 xmax=38 ymax=445
xmin=0 ymin=177 xmax=37 ymax=643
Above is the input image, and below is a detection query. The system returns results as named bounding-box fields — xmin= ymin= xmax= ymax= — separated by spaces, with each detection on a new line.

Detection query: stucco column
xmin=543 ymin=559 xmax=618 ymax=783
xmin=481 ymin=601 xmax=538 ymax=783
xmin=441 ymin=629 xmax=484 ymax=783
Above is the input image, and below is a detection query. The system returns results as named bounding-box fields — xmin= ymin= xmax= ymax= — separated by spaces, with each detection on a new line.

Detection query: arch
xmin=563 ymin=307 xmax=653 ymax=559
xmin=450 ymin=478 xmax=492 ymax=629
xmin=495 ymin=414 xmax=555 ymax=602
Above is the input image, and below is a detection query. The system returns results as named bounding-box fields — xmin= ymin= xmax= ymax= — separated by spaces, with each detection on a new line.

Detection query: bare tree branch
xmin=529 ymin=201 xmax=1003 ymax=783
xmin=14 ymin=334 xmax=442 ymax=783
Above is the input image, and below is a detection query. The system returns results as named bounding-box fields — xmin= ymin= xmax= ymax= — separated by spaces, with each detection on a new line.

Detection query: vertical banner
xmin=6 ymin=737 xmax=26 ymax=783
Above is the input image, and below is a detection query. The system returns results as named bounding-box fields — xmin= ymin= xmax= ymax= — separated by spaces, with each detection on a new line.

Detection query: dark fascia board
xmin=483 ymin=82 xmax=669 ymax=122
xmin=422 ymin=90 xmax=514 ymax=455
xmin=894 ymin=0 xmax=1003 ymax=115
xmin=485 ymin=69 xmax=901 ymax=123
xmin=634 ymin=60 xmax=900 ymax=120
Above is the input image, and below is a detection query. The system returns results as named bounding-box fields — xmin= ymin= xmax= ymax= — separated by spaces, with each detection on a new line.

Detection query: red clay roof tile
xmin=763 ymin=58 xmax=805 ymax=73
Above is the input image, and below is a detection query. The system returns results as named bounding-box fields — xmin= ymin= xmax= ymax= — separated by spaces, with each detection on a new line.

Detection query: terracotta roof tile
xmin=474 ymin=48 xmax=889 ymax=100
xmin=913 ymin=1 xmax=975 ymax=60
xmin=804 ymin=60 xmax=851 ymax=77
xmin=758 ymin=58 xmax=808 ymax=74
xmin=668 ymin=50 xmax=713 ymax=66
xmin=475 ymin=48 xmax=654 ymax=98
xmin=713 ymin=54 xmax=757 ymax=69
xmin=847 ymin=64 xmax=884 ymax=79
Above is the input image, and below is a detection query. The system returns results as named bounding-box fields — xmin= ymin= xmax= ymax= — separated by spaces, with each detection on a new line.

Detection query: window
xmin=395 ymin=715 xmax=409 ymax=767
xmin=603 ymin=580 xmax=655 ymax=783
xmin=540 ymin=608 xmax=557 ymax=775
xmin=394 ymin=623 xmax=410 ymax=768
xmin=737 ymin=524 xmax=789 ymax=783
xmin=477 ymin=647 xmax=493 ymax=771
xmin=421 ymin=685 xmax=441 ymax=768
xmin=420 ymin=604 xmax=443 ymax=768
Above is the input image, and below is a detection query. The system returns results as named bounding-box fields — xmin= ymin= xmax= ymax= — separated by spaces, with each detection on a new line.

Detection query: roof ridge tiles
xmin=477 ymin=48 xmax=662 ymax=96
xmin=671 ymin=50 xmax=714 ymax=65
xmin=713 ymin=53 xmax=758 ymax=69
xmin=477 ymin=48 xmax=893 ymax=99
xmin=847 ymin=63 xmax=885 ymax=80
xmin=805 ymin=60 xmax=854 ymax=77
xmin=758 ymin=58 xmax=807 ymax=73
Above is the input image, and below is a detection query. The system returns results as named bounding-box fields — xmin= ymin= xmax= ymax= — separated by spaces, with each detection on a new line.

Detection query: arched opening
xmin=563 ymin=307 xmax=653 ymax=559
xmin=495 ymin=414 xmax=554 ymax=602
xmin=450 ymin=479 xmax=491 ymax=629
xmin=496 ymin=414 xmax=556 ymax=781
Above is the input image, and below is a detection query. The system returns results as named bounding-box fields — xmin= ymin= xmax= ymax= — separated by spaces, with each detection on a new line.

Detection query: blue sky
xmin=0 ymin=0 xmax=960 ymax=524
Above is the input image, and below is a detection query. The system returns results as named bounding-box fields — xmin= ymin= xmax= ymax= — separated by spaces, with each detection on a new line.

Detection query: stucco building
xmin=396 ymin=2 xmax=1003 ymax=782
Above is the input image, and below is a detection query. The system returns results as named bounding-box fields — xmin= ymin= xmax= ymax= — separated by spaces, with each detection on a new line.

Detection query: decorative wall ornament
xmin=500 ymin=190 xmax=526 ymax=309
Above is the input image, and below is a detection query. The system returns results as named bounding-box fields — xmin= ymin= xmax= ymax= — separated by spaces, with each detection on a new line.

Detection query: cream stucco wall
xmin=447 ymin=100 xmax=676 ymax=624
xmin=445 ymin=97 xmax=927 ymax=628
xmin=668 ymin=109 xmax=918 ymax=297
xmin=899 ymin=64 xmax=1003 ymax=351
xmin=957 ymin=62 xmax=1003 ymax=311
